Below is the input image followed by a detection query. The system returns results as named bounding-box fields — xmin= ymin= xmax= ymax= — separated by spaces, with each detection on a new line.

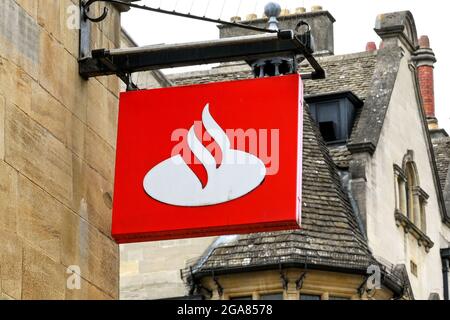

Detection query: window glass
xmin=405 ymin=163 xmax=416 ymax=222
xmin=329 ymin=296 xmax=350 ymax=300
xmin=230 ymin=296 xmax=252 ymax=300
xmin=260 ymin=293 xmax=283 ymax=300
xmin=308 ymin=96 xmax=357 ymax=144
xmin=300 ymin=294 xmax=321 ymax=300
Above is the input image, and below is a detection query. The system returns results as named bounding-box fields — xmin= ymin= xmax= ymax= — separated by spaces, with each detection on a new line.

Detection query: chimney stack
xmin=219 ymin=3 xmax=335 ymax=56
xmin=412 ymin=35 xmax=437 ymax=128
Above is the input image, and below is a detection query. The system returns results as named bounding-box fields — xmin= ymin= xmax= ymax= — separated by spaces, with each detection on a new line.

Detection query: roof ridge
xmin=313 ymin=50 xmax=378 ymax=63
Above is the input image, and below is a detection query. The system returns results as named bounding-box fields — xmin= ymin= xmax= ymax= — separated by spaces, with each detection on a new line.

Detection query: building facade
xmin=120 ymin=6 xmax=450 ymax=300
xmin=0 ymin=0 xmax=130 ymax=299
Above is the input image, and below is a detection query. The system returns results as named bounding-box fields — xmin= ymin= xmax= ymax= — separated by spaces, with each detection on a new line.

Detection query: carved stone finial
xmin=374 ymin=11 xmax=418 ymax=51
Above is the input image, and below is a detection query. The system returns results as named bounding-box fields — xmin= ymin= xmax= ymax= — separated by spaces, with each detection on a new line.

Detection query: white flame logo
xmin=143 ymin=104 xmax=267 ymax=206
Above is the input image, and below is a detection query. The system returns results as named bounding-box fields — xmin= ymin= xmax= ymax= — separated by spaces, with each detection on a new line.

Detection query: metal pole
xmin=443 ymin=258 xmax=449 ymax=300
xmin=82 ymin=0 xmax=277 ymax=34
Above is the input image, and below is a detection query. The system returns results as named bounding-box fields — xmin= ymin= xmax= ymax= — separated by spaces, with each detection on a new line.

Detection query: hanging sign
xmin=112 ymin=74 xmax=303 ymax=243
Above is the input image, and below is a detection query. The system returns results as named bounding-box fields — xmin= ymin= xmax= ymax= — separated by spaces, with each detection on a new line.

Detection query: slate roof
xmin=431 ymin=135 xmax=450 ymax=191
xmin=301 ymin=52 xmax=377 ymax=100
xmin=168 ymin=51 xmax=377 ymax=100
xmin=329 ymin=145 xmax=352 ymax=169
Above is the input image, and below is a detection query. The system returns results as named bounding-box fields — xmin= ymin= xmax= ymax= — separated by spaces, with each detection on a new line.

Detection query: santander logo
xmin=143 ymin=104 xmax=267 ymax=207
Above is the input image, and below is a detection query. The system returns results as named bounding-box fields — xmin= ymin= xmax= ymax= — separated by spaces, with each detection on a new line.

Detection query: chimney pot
xmin=366 ymin=42 xmax=377 ymax=52
xmin=219 ymin=5 xmax=335 ymax=55
xmin=230 ymin=16 xmax=241 ymax=22
xmin=280 ymin=9 xmax=290 ymax=16
xmin=311 ymin=5 xmax=323 ymax=12
xmin=413 ymin=35 xmax=437 ymax=120
xmin=296 ymin=7 xmax=307 ymax=14
xmin=419 ymin=35 xmax=430 ymax=48
xmin=246 ymin=13 xmax=257 ymax=20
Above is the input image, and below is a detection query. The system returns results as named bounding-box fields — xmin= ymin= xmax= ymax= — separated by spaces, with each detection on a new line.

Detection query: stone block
xmin=0 ymin=95 xmax=4 ymax=160
xmin=61 ymin=0 xmax=79 ymax=58
xmin=0 ymin=162 xmax=18 ymax=232
xmin=85 ymin=127 xmax=115 ymax=182
xmin=0 ymin=292 xmax=15 ymax=300
xmin=62 ymin=51 xmax=89 ymax=123
xmin=0 ymin=1 xmax=40 ymax=79
xmin=37 ymin=0 xmax=62 ymax=41
xmin=65 ymin=276 xmax=113 ymax=300
xmin=144 ymin=282 xmax=186 ymax=300
xmin=0 ymin=230 xmax=22 ymax=300
xmin=91 ymin=231 xmax=119 ymax=299
xmin=120 ymin=288 xmax=147 ymax=300
xmin=120 ymin=274 xmax=144 ymax=290
xmin=71 ymin=154 xmax=113 ymax=237
xmin=61 ymin=207 xmax=119 ymax=299
xmin=120 ymin=261 xmax=139 ymax=277
xmin=38 ymin=30 xmax=65 ymax=106
xmin=87 ymin=79 xmax=119 ymax=148
xmin=29 ymin=81 xmax=70 ymax=146
xmin=0 ymin=57 xmax=32 ymax=113
xmin=39 ymin=31 xmax=87 ymax=123
xmin=5 ymin=103 xmax=73 ymax=205
xmin=17 ymin=175 xmax=67 ymax=263
xmin=15 ymin=0 xmax=38 ymax=19
xmin=22 ymin=244 xmax=66 ymax=300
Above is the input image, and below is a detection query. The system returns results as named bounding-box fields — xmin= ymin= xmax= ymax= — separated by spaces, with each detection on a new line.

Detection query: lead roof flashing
xmin=305 ymin=90 xmax=364 ymax=107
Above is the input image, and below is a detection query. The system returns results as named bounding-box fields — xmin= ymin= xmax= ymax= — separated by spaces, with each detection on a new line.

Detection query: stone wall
xmin=0 ymin=0 xmax=121 ymax=299
xmin=120 ymin=236 xmax=217 ymax=300
xmin=119 ymin=30 xmax=172 ymax=90
xmin=364 ymin=44 xmax=450 ymax=299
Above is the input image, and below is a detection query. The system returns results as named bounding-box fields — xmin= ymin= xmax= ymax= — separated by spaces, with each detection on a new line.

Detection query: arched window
xmin=405 ymin=162 xmax=418 ymax=224
xmin=394 ymin=151 xmax=429 ymax=233
xmin=393 ymin=151 xmax=432 ymax=252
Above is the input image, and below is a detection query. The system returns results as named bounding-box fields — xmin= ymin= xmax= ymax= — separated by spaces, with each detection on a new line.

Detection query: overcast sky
xmin=122 ymin=0 xmax=450 ymax=131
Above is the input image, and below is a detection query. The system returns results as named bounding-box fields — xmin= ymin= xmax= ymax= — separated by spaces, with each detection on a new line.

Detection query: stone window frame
xmin=226 ymin=290 xmax=286 ymax=300
xmin=393 ymin=151 xmax=434 ymax=252
xmin=224 ymin=289 xmax=348 ymax=300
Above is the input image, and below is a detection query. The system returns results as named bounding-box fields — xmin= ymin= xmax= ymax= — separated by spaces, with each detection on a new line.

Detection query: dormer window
xmin=306 ymin=91 xmax=363 ymax=145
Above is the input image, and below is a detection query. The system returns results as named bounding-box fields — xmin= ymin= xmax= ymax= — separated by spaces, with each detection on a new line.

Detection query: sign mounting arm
xmin=79 ymin=0 xmax=325 ymax=87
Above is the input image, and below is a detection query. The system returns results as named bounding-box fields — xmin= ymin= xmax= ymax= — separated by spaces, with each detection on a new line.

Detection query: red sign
xmin=112 ymin=74 xmax=303 ymax=243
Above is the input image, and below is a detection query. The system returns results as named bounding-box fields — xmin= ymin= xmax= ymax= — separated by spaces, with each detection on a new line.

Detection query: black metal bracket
xmin=279 ymin=264 xmax=289 ymax=290
xmin=212 ymin=272 xmax=224 ymax=297
xmin=357 ymin=275 xmax=370 ymax=298
xmin=79 ymin=0 xmax=326 ymax=87
xmin=83 ymin=0 xmax=109 ymax=23
xmin=187 ymin=266 xmax=197 ymax=296
xmin=295 ymin=272 xmax=307 ymax=290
